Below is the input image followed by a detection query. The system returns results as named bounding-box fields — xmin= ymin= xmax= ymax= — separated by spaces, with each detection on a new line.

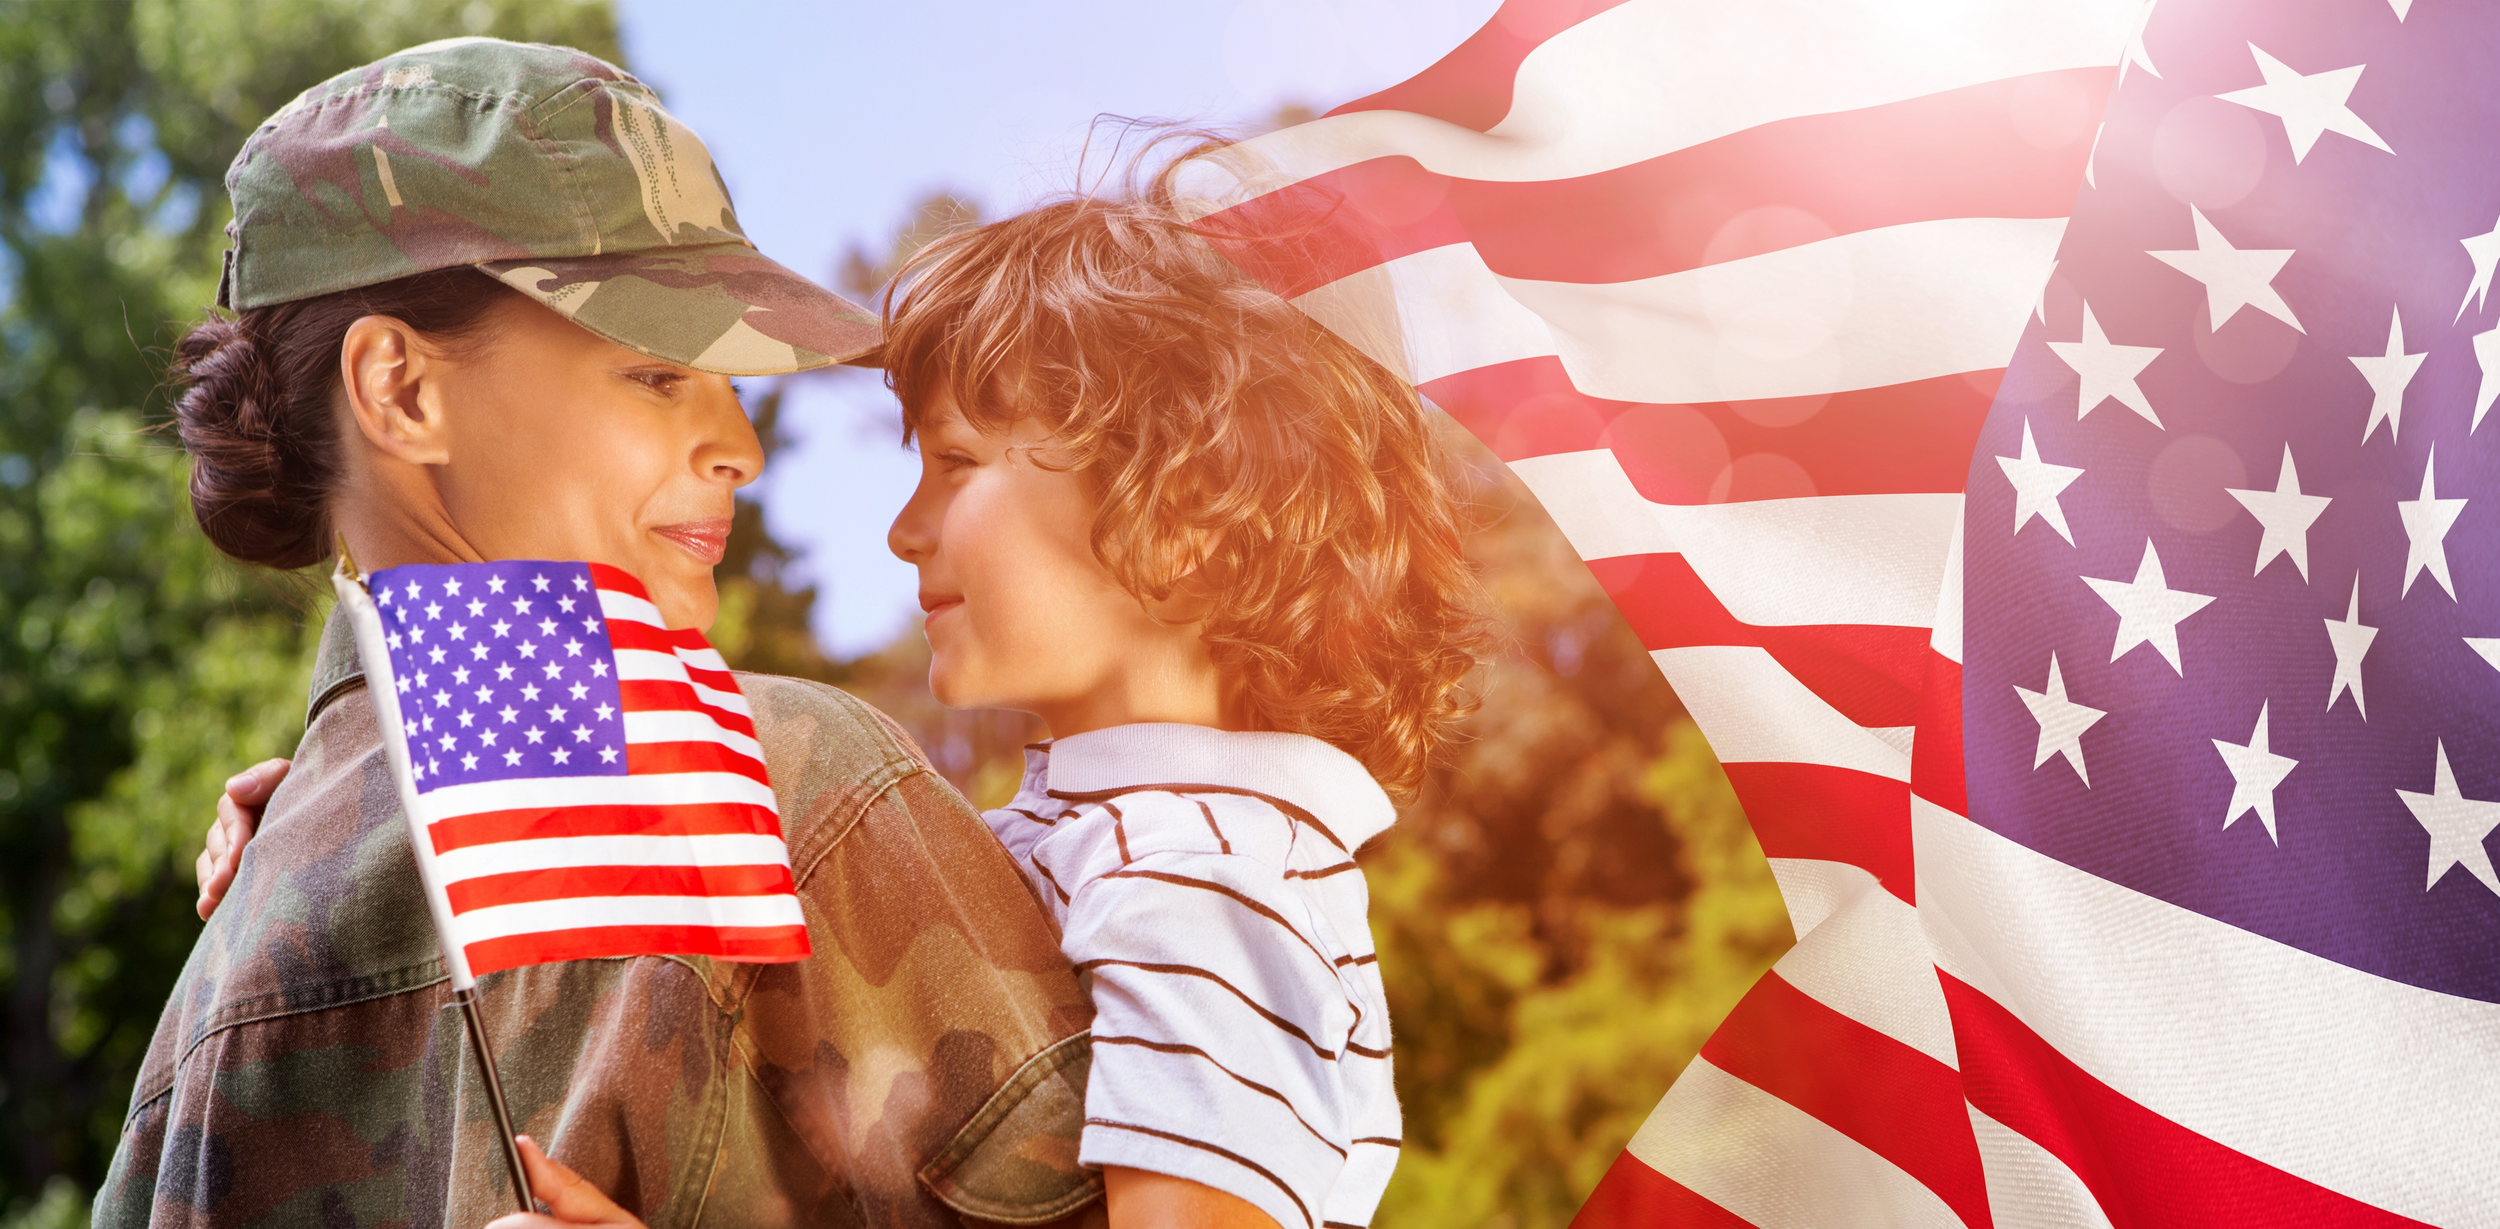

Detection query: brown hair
xmin=169 ymin=267 xmax=514 ymax=569
xmin=881 ymin=153 xmax=1490 ymax=797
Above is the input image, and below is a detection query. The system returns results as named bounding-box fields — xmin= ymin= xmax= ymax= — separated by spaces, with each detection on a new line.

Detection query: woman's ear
xmin=339 ymin=314 xmax=453 ymax=466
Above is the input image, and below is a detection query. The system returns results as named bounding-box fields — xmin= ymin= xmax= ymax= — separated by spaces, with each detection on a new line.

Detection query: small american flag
xmin=1196 ymin=0 xmax=2494 ymax=1224
xmin=357 ymin=560 xmax=808 ymax=977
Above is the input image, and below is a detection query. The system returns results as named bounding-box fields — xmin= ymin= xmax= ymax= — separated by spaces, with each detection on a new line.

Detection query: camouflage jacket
xmin=95 ymin=612 xmax=1102 ymax=1228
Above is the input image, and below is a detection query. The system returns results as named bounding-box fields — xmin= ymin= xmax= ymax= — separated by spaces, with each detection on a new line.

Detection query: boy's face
xmin=887 ymin=391 xmax=1224 ymax=736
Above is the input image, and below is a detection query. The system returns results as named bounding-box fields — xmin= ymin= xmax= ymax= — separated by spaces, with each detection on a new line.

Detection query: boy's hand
xmin=484 ymin=1136 xmax=645 ymax=1229
xmin=195 ymin=759 xmax=288 ymax=920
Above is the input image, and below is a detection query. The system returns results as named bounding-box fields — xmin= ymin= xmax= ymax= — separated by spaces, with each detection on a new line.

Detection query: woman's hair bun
xmin=167 ymin=267 xmax=512 ymax=570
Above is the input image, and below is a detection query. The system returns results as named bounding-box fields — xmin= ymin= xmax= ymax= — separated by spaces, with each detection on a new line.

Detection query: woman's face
xmin=421 ymin=298 xmax=761 ymax=631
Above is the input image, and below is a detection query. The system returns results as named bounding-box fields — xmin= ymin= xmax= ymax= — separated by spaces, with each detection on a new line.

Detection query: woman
xmin=100 ymin=38 xmax=1099 ymax=1229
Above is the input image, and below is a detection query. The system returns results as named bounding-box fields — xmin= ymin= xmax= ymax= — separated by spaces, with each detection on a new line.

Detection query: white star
xmin=1998 ymin=420 xmax=2084 ymax=544
xmin=2016 ymin=654 xmax=2106 ymax=787
xmin=574 ymin=574 xmax=590 ymax=591
xmin=2473 ymin=325 xmax=2500 ymax=432
xmin=568 ymin=682 xmax=589 ymax=700
xmin=2216 ymin=44 xmax=2392 ymax=164
xmin=547 ymin=705 xmax=568 ymax=722
xmin=499 ymin=705 xmax=518 ymax=723
xmin=2084 ymin=540 xmax=2215 ymax=674
xmin=2046 ymin=304 xmax=2164 ymax=427
xmin=564 ymin=638 xmax=585 ymax=657
xmin=538 ymin=618 xmax=558 ymax=636
xmin=2148 ymin=206 xmax=2302 ymax=332
xmin=2225 ymin=445 xmax=2331 ymax=580
xmin=491 ymin=619 xmax=512 ymax=638
xmin=467 ymin=598 xmax=485 ymax=617
xmin=503 ymin=748 xmax=523 ymax=767
xmin=532 ymin=574 xmax=550 ymax=591
xmin=2212 ymin=701 xmax=2298 ymax=843
xmin=558 ymin=596 xmax=577 ymax=614
xmin=521 ymin=683 xmax=542 ymax=701
xmin=2390 ymin=0 xmax=2412 ymax=18
xmin=543 ymin=661 xmax=564 ymax=680
xmin=469 ymin=644 xmax=488 ymax=662
xmin=2394 ymin=741 xmax=2500 ymax=894
xmin=2325 ymin=575 xmax=2377 ymax=718
xmin=517 ymin=641 xmax=538 ymax=659
xmin=495 ymin=663 xmax=515 ymax=681
xmin=2467 ymin=638 xmax=2500 ymax=676
xmin=594 ymin=703 xmax=616 ymax=721
xmin=471 ymin=686 xmax=490 ymax=704
xmin=386 ymin=631 xmax=403 ymax=651
xmin=452 ymin=666 xmax=471 ymax=685
xmin=513 ymin=597 xmax=534 ymax=615
xmin=2350 ymin=306 xmax=2425 ymax=443
xmin=478 ymin=728 xmax=497 ymax=747
xmin=438 ymin=732 xmax=457 ymax=752
xmin=462 ymin=752 xmax=480 ymax=771
xmin=487 ymin=575 xmax=506 ymax=594
xmin=573 ymin=725 xmax=593 ymax=743
xmin=374 ymin=585 xmax=393 ymax=607
xmin=424 ymin=601 xmax=443 ymax=621
xmin=2397 ymin=446 xmax=2467 ymax=599
xmin=599 ymin=745 xmax=620 ymax=764
xmin=551 ymin=748 xmax=571 ymax=765
xmin=590 ymin=660 xmax=610 ymax=678
xmin=2458 ymin=214 xmax=2500 ymax=322
xmin=2121 ymin=0 xmax=2161 ymax=83
xmin=525 ymin=726 xmax=546 ymax=745
xmin=443 ymin=578 xmax=462 ymax=597
xmin=447 ymin=622 xmax=467 ymax=642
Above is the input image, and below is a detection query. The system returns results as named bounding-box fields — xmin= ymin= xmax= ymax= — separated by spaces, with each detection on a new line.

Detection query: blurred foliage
xmin=0 ymin=0 xmax=619 ymax=1219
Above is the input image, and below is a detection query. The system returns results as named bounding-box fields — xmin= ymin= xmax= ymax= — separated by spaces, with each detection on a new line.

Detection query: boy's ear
xmin=339 ymin=314 xmax=454 ymax=466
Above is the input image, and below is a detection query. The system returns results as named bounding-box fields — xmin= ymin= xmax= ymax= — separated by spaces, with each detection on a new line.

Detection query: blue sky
xmin=615 ymin=0 xmax=1498 ymax=655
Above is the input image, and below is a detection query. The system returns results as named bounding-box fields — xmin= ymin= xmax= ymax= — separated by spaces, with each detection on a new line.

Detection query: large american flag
xmin=354 ymin=560 xmax=808 ymax=977
xmin=1197 ymin=0 xmax=2495 ymax=1224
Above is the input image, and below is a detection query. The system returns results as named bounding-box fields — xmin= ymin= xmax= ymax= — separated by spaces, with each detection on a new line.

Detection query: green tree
xmin=0 ymin=1 xmax=620 ymax=1217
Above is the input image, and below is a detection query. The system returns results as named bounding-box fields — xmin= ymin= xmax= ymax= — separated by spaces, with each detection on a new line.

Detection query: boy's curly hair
xmin=881 ymin=147 xmax=1489 ymax=797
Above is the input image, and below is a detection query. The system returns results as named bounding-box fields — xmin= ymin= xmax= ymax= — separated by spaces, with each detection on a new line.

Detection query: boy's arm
xmin=1104 ymin=1167 xmax=1281 ymax=1229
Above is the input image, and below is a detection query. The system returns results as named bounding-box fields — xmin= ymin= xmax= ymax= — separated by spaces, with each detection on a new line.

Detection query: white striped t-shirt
xmin=983 ymin=723 xmax=1400 ymax=1229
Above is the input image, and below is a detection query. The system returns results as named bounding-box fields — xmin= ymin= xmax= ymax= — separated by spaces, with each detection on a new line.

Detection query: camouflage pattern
xmin=94 ymin=612 xmax=1105 ymax=1228
xmin=221 ymin=37 xmax=877 ymax=374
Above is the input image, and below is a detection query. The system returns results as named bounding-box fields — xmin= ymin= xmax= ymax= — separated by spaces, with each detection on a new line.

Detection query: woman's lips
xmin=652 ymin=519 xmax=732 ymax=566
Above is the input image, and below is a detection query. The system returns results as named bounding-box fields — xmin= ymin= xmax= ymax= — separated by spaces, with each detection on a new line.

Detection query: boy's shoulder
xmin=734 ymin=672 xmax=948 ymax=852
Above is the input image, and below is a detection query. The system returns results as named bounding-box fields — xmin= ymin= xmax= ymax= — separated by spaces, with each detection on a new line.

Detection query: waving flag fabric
xmin=360 ymin=560 xmax=808 ymax=976
xmin=1198 ymin=0 xmax=2496 ymax=1224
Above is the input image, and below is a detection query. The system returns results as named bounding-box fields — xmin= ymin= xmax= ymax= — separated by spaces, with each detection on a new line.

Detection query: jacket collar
xmin=304 ymin=605 xmax=369 ymax=728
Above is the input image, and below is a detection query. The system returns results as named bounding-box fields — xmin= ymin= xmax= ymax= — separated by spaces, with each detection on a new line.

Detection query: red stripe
xmin=1703 ymin=971 xmax=1988 ymax=1228
xmin=446 ymin=862 xmax=795 ymax=912
xmin=429 ymin=802 xmax=785 ymax=854
xmin=681 ymin=662 xmax=737 ymax=696
xmin=626 ymin=740 xmax=768 ymax=782
xmin=1939 ymin=974 xmax=2428 ymax=1229
xmin=605 ymin=619 xmax=716 ymax=655
xmin=1568 ymin=1150 xmax=1752 ymax=1229
xmin=1326 ymin=0 xmax=1632 ymax=132
xmin=1426 ymin=358 xmax=1998 ymax=502
xmin=464 ymin=923 xmax=809 ymax=976
xmin=1587 ymin=554 xmax=1928 ymax=729
xmin=1211 ymin=70 xmax=2108 ymax=297
xmin=587 ymin=563 xmax=651 ymax=600
xmin=1720 ymin=763 xmax=1914 ymax=906
xmin=617 ymin=678 xmax=757 ymax=738
xmin=1914 ymin=650 xmax=1968 ymax=817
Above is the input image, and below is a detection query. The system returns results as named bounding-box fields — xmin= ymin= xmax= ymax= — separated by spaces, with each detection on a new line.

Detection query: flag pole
xmin=332 ymin=541 xmax=533 ymax=1215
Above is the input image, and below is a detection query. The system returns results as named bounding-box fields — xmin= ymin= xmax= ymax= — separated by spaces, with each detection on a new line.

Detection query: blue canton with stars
xmin=369 ymin=560 xmax=628 ymax=790
xmin=1967 ymin=0 xmax=2500 ymax=1003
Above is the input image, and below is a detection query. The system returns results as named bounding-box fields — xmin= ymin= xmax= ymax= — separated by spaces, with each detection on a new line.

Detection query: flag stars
xmin=438 ymin=732 xmax=458 ymax=752
xmin=433 ymin=690 xmax=452 ymax=709
xmin=2084 ymin=540 xmax=2216 ymax=674
xmin=594 ymin=703 xmax=615 ymax=721
xmin=2017 ymin=654 xmax=2107 ymax=786
xmin=462 ymin=752 xmax=480 ymax=771
xmin=2350 ymin=307 xmax=2426 ymax=444
xmin=466 ymin=598 xmax=485 ymax=617
xmin=495 ymin=664 xmax=516 ymax=681
xmin=499 ymin=706 xmax=518 ymax=724
xmin=425 ymin=601 xmax=443 ymax=620
xmin=547 ymin=704 xmax=568 ymax=722
xmin=387 ymin=631 xmax=404 ymax=651
xmin=443 ymin=578 xmax=462 ymax=597
xmin=513 ymin=597 xmax=534 ymax=615
xmin=2324 ymin=576 xmax=2378 ymax=718
xmin=428 ymin=645 xmax=448 ymax=665
xmin=542 ymin=662 xmax=564 ymax=680
xmin=2472 ymin=326 xmax=2500 ymax=433
xmin=2397 ymin=446 xmax=2467 ymax=599
xmin=2047 ymin=304 xmax=2164 ymax=427
xmin=487 ymin=575 xmax=505 ymax=594
xmin=517 ymin=641 xmax=539 ymax=659
xmin=479 ymin=729 xmax=498 ymax=747
xmin=491 ymin=619 xmax=511 ymax=638
xmin=2217 ymin=44 xmax=2392 ymax=164
xmin=558 ymin=596 xmax=577 ymax=614
xmin=524 ymin=726 xmax=545 ymax=745
xmin=456 ymin=709 xmax=475 ymax=729
xmin=452 ymin=666 xmax=471 ymax=685
xmin=470 ymin=644 xmax=490 ymax=662
xmin=569 ymin=682 xmax=589 ymax=701
xmin=590 ymin=660 xmax=610 ymax=679
xmin=582 ymin=617 xmax=600 ymax=635
xmin=573 ymin=575 xmax=590 ymax=591
xmin=2148 ymin=206 xmax=2302 ymax=333
xmin=573 ymin=725 xmax=593 ymax=743
xmin=532 ymin=574 xmax=551 ymax=592
xmin=1998 ymin=419 xmax=2084 ymax=544
xmin=2212 ymin=702 xmax=2298 ymax=844
xmin=599 ymin=745 xmax=619 ymax=764
xmin=472 ymin=686 xmax=491 ymax=704
xmin=550 ymin=748 xmax=571 ymax=765
xmin=564 ymin=638 xmax=584 ymax=657
xmin=2459 ymin=213 xmax=2500 ymax=322
xmin=503 ymin=748 xmax=523 ymax=767
xmin=2225 ymin=445 xmax=2331 ymax=580
xmin=521 ymin=684 xmax=542 ymax=702
xmin=408 ymin=626 xmax=426 ymax=644
xmin=2395 ymin=741 xmax=2500 ymax=895
xmin=537 ymin=618 xmax=558 ymax=636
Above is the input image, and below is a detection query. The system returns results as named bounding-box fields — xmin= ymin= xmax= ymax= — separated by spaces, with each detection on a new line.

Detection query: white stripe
xmin=622 ymin=709 xmax=763 ymax=760
xmin=1765 ymin=856 xmax=1876 ymax=943
xmin=1625 ymin=1055 xmax=1962 ymax=1229
xmin=1297 ymin=218 xmax=2063 ymax=402
xmin=597 ymin=588 xmax=666 ymax=629
xmin=435 ymin=833 xmax=792 ymax=882
xmin=614 ymin=647 xmax=691 ymax=683
xmin=1915 ymin=795 xmax=2500 ymax=1227
xmin=689 ymin=677 xmax=753 ymax=718
xmin=1655 ymin=646 xmax=1909 ymax=781
xmin=1967 ymin=1106 xmax=2115 ymax=1229
xmin=1772 ymin=882 xmax=1956 ymax=1068
xmin=1232 ymin=0 xmax=2133 ymax=187
xmin=1931 ymin=504 xmax=1967 ymax=664
xmin=454 ymin=892 xmax=804 ymax=942
xmin=673 ymin=643 xmax=729 ymax=673
xmin=1508 ymin=450 xmax=1959 ymax=629
xmin=416 ymin=770 xmax=777 ymax=820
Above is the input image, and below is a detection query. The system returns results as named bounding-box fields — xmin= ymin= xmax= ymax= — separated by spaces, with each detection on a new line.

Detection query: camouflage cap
xmin=219 ymin=37 xmax=876 ymax=375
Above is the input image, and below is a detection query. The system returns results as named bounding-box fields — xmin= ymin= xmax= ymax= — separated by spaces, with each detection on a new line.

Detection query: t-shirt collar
xmin=1024 ymin=723 xmax=1397 ymax=851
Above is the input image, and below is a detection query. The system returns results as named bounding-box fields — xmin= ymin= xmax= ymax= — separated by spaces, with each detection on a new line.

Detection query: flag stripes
xmin=1189 ymin=0 xmax=2140 ymax=1224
